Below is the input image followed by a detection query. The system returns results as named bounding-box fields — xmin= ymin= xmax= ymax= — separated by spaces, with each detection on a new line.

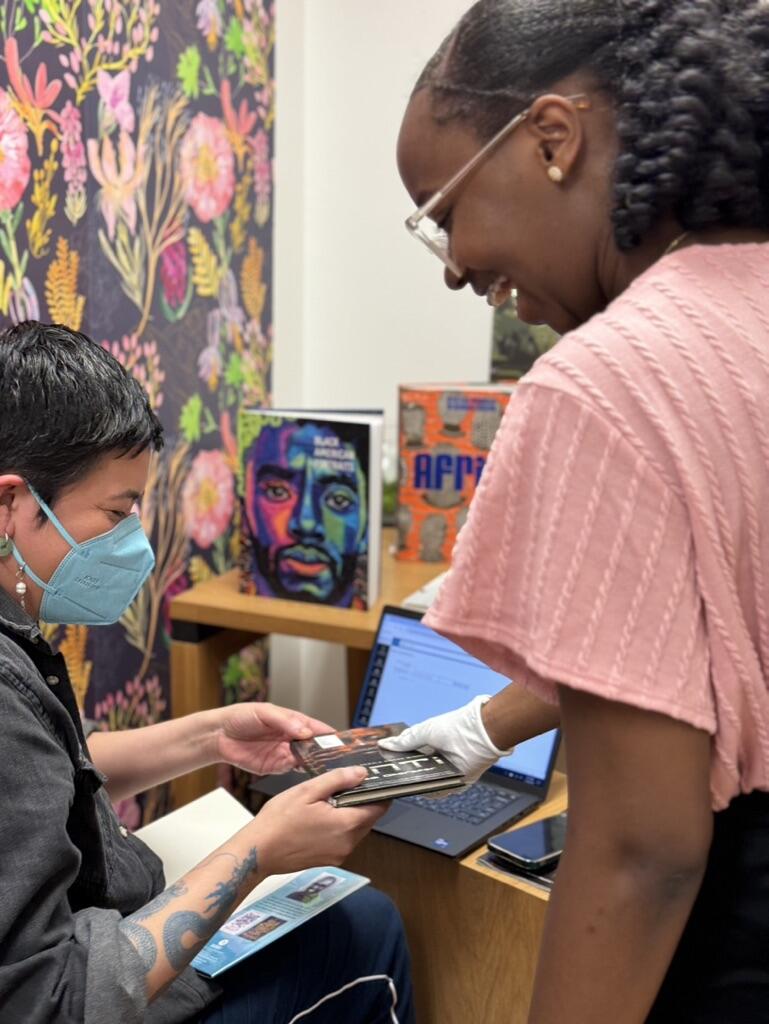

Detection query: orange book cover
xmin=396 ymin=383 xmax=515 ymax=562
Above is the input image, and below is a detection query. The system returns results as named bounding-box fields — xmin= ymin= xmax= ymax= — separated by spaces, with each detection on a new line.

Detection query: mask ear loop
xmin=0 ymin=532 xmax=26 ymax=610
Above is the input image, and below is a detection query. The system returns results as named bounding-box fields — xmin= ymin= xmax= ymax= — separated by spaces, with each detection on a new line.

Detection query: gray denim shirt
xmin=0 ymin=590 xmax=220 ymax=1023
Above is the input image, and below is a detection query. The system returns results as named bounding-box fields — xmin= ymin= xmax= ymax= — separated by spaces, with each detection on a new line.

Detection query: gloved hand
xmin=378 ymin=695 xmax=513 ymax=786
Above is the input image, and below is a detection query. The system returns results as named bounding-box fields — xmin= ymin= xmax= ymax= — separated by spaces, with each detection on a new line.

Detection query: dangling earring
xmin=0 ymin=533 xmax=12 ymax=557
xmin=547 ymin=165 xmax=564 ymax=184
xmin=15 ymin=564 xmax=27 ymax=611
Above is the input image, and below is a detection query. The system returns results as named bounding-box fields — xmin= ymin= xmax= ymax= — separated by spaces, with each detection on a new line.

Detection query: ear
xmin=0 ymin=475 xmax=27 ymax=537
xmin=524 ymin=94 xmax=587 ymax=181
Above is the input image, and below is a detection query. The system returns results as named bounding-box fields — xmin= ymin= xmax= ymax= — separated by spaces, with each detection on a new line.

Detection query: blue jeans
xmin=200 ymin=888 xmax=415 ymax=1024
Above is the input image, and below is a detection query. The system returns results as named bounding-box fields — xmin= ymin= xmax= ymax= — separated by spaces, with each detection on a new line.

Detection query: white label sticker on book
xmin=315 ymin=735 xmax=344 ymax=749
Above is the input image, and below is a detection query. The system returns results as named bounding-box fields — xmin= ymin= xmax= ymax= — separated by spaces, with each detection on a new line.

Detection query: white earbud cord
xmin=286 ymin=973 xmax=400 ymax=1024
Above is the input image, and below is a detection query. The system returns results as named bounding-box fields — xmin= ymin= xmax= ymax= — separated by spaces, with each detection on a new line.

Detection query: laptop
xmin=253 ymin=606 xmax=559 ymax=858
xmin=354 ymin=607 xmax=560 ymax=857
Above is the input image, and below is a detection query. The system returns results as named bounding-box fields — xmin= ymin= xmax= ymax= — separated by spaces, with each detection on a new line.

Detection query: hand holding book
xmin=291 ymin=724 xmax=467 ymax=807
xmin=378 ymin=695 xmax=513 ymax=787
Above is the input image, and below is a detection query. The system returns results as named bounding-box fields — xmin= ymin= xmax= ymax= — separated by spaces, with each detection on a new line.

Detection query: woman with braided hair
xmin=382 ymin=1 xmax=769 ymax=1019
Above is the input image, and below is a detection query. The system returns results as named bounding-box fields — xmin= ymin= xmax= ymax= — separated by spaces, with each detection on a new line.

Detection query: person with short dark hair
xmin=383 ymin=2 xmax=769 ymax=1020
xmin=0 ymin=321 xmax=414 ymax=1024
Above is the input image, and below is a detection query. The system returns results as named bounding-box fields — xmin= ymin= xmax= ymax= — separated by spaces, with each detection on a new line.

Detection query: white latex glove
xmin=378 ymin=695 xmax=514 ymax=786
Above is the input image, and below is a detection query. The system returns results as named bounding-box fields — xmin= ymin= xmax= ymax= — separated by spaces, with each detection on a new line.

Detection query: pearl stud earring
xmin=547 ymin=165 xmax=564 ymax=183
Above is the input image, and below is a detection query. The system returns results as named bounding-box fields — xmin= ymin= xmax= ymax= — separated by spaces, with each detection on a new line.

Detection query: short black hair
xmin=0 ymin=321 xmax=164 ymax=507
xmin=415 ymin=0 xmax=769 ymax=250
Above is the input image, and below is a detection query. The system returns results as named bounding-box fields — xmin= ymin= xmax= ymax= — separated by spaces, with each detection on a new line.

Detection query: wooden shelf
xmin=170 ymin=528 xmax=446 ymax=649
xmin=461 ymin=772 xmax=568 ymax=902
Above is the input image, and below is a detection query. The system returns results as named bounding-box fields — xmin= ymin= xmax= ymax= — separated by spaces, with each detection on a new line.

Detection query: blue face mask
xmin=12 ymin=487 xmax=155 ymax=625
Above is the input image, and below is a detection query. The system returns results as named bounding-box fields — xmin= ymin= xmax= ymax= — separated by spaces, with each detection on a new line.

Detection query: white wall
xmin=270 ymin=0 xmax=491 ymax=723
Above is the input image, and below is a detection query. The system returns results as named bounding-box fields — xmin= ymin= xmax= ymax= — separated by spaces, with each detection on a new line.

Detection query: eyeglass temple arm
xmin=407 ymin=93 xmax=591 ymax=226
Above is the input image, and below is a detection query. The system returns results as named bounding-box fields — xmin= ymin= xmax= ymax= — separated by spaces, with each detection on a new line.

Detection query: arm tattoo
xmin=163 ymin=910 xmax=212 ymax=970
xmin=120 ymin=920 xmax=158 ymax=971
xmin=122 ymin=848 xmax=260 ymax=975
xmin=204 ymin=848 xmax=258 ymax=916
xmin=120 ymin=881 xmax=187 ymax=969
xmin=129 ymin=880 xmax=189 ymax=922
xmin=163 ymin=848 xmax=259 ymax=969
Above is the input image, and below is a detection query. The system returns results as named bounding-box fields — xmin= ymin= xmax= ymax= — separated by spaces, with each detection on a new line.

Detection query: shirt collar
xmin=0 ymin=586 xmax=46 ymax=646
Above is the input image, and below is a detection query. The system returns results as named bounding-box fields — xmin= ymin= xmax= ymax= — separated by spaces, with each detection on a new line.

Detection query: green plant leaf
xmin=201 ymin=64 xmax=218 ymax=98
xmin=224 ymin=18 xmax=245 ymax=56
xmin=179 ymin=394 xmax=203 ymax=443
xmin=177 ymin=45 xmax=201 ymax=99
xmin=225 ymin=352 xmax=243 ymax=389
xmin=202 ymin=406 xmax=218 ymax=435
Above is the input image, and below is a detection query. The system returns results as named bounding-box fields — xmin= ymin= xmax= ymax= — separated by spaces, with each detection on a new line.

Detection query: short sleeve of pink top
xmin=425 ymin=243 xmax=769 ymax=810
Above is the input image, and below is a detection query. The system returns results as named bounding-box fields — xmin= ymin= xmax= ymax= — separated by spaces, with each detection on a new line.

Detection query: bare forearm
xmin=527 ymin=846 xmax=705 ymax=1023
xmin=120 ymin=823 xmax=265 ymax=1000
xmin=88 ymin=710 xmax=222 ymax=801
xmin=482 ymin=682 xmax=560 ymax=749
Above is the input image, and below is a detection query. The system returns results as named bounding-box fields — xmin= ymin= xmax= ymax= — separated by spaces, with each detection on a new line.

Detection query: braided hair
xmin=415 ymin=0 xmax=769 ymax=250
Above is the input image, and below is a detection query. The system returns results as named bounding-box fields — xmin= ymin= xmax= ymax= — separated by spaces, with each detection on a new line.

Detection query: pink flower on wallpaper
xmin=182 ymin=449 xmax=235 ymax=549
xmin=159 ymin=240 xmax=189 ymax=310
xmin=198 ymin=339 xmax=222 ymax=390
xmin=60 ymin=100 xmax=87 ymax=224
xmin=87 ymin=130 xmax=144 ymax=240
xmin=251 ymin=128 xmax=272 ymax=226
xmin=0 ymin=88 xmax=31 ymax=210
xmin=96 ymin=69 xmax=136 ymax=135
xmin=60 ymin=101 xmax=86 ymax=186
xmin=179 ymin=113 xmax=235 ymax=223
xmin=4 ymin=38 xmax=61 ymax=153
xmin=220 ymin=79 xmax=257 ymax=138
xmin=196 ymin=0 xmax=222 ymax=45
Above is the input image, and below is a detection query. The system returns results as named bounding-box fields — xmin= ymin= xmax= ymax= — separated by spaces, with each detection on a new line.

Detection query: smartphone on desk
xmin=487 ymin=811 xmax=567 ymax=873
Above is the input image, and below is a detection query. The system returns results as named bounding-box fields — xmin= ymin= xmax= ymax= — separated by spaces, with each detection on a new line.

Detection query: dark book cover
xmin=291 ymin=724 xmax=465 ymax=807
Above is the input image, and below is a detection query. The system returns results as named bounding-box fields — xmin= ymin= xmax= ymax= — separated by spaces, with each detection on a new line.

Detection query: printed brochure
xmin=191 ymin=866 xmax=369 ymax=978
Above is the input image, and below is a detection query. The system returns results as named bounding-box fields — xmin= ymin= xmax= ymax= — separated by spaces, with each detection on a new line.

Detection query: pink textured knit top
xmin=425 ymin=243 xmax=769 ymax=810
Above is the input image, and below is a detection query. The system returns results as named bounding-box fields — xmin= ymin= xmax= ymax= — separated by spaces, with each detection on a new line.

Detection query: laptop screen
xmin=355 ymin=609 xmax=559 ymax=789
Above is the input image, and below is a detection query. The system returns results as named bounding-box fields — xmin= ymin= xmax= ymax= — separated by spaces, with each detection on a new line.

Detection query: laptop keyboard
xmin=403 ymin=781 xmax=520 ymax=827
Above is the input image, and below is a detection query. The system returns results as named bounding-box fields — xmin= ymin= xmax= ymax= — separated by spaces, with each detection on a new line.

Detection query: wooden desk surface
xmin=461 ymin=771 xmax=568 ymax=902
xmin=346 ymin=772 xmax=568 ymax=1022
xmin=170 ymin=528 xmax=445 ymax=648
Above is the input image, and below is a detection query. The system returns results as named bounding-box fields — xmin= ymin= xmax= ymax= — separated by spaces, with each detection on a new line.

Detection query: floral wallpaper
xmin=0 ymin=0 xmax=274 ymax=822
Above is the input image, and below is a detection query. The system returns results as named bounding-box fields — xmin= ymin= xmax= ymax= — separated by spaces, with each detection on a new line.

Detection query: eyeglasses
xmin=405 ymin=94 xmax=592 ymax=281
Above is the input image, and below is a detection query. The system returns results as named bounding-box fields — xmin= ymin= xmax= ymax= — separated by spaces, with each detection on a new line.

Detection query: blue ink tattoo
xmin=160 ymin=849 xmax=259 ymax=971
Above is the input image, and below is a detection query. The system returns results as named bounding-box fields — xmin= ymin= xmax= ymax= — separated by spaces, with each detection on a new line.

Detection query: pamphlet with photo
xmin=191 ymin=867 xmax=369 ymax=978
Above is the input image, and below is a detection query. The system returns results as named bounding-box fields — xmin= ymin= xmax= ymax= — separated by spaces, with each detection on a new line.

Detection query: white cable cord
xmin=286 ymin=973 xmax=400 ymax=1024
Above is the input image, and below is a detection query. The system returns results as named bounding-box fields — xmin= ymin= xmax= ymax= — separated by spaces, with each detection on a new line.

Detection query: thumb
xmin=378 ymin=725 xmax=426 ymax=752
xmin=301 ymin=765 xmax=369 ymax=803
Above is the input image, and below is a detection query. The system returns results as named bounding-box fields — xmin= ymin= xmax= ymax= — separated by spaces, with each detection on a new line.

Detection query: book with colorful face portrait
xmin=238 ymin=409 xmax=383 ymax=608
xmin=291 ymin=724 xmax=465 ymax=807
